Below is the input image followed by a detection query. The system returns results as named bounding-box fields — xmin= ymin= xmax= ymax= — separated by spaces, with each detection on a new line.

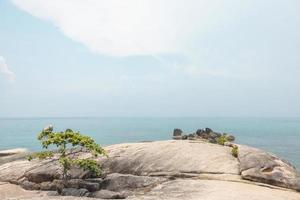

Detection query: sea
xmin=0 ymin=117 xmax=299 ymax=169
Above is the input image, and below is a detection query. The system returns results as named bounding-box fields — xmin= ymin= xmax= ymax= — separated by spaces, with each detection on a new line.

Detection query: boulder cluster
xmin=172 ymin=128 xmax=235 ymax=144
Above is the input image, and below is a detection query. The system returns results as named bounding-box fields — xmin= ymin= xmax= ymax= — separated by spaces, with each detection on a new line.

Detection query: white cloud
xmin=12 ymin=0 xmax=294 ymax=80
xmin=0 ymin=56 xmax=15 ymax=81
xmin=11 ymin=0 xmax=228 ymax=57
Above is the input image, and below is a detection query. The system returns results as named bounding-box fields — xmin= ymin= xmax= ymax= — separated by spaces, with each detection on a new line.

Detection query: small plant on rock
xmin=216 ymin=134 xmax=229 ymax=145
xmin=231 ymin=146 xmax=239 ymax=158
xmin=28 ymin=125 xmax=106 ymax=182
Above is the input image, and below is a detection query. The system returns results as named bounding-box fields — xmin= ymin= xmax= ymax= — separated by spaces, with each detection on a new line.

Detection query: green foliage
xmin=231 ymin=146 xmax=239 ymax=158
xmin=27 ymin=151 xmax=54 ymax=161
xmin=216 ymin=134 xmax=229 ymax=145
xmin=75 ymin=159 xmax=101 ymax=176
xmin=28 ymin=126 xmax=106 ymax=180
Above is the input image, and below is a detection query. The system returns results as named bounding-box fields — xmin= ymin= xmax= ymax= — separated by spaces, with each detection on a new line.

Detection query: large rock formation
xmin=238 ymin=145 xmax=300 ymax=192
xmin=100 ymin=140 xmax=239 ymax=176
xmin=0 ymin=148 xmax=29 ymax=166
xmin=0 ymin=140 xmax=300 ymax=200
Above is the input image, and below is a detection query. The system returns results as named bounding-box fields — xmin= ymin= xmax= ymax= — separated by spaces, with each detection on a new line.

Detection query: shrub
xmin=216 ymin=135 xmax=228 ymax=145
xmin=231 ymin=146 xmax=239 ymax=158
xmin=28 ymin=125 xmax=106 ymax=181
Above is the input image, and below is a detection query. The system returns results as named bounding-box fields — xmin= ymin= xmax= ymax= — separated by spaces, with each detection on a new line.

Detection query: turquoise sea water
xmin=0 ymin=117 xmax=299 ymax=169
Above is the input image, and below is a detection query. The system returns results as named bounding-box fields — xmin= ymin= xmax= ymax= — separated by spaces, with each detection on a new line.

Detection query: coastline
xmin=1 ymin=117 xmax=300 ymax=169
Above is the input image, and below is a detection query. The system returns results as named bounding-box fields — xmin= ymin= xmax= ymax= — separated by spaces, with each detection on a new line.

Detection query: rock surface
xmin=238 ymin=145 xmax=300 ymax=191
xmin=101 ymin=173 xmax=164 ymax=192
xmin=61 ymin=188 xmax=90 ymax=197
xmin=92 ymin=189 xmax=126 ymax=199
xmin=0 ymin=148 xmax=28 ymax=157
xmin=127 ymin=179 xmax=300 ymax=200
xmin=101 ymin=140 xmax=239 ymax=176
xmin=0 ymin=148 xmax=29 ymax=166
xmin=0 ymin=140 xmax=300 ymax=200
xmin=1 ymin=180 xmax=300 ymax=200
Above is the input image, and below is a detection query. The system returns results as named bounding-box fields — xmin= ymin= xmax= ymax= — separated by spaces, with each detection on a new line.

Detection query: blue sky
xmin=0 ymin=0 xmax=300 ymax=117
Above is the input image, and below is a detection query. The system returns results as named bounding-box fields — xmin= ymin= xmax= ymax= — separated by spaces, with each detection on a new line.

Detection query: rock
xmin=100 ymin=140 xmax=300 ymax=192
xmin=195 ymin=129 xmax=221 ymax=140
xmin=0 ymin=148 xmax=30 ymax=166
xmin=214 ymin=132 xmax=222 ymax=137
xmin=208 ymin=138 xmax=217 ymax=143
xmin=61 ymin=188 xmax=90 ymax=197
xmin=20 ymin=178 xmax=100 ymax=192
xmin=1 ymin=140 xmax=300 ymax=198
xmin=172 ymin=136 xmax=182 ymax=140
xmin=20 ymin=180 xmax=40 ymax=190
xmin=196 ymin=129 xmax=205 ymax=136
xmin=0 ymin=182 xmax=44 ymax=200
xmin=179 ymin=129 xmax=231 ymax=144
xmin=224 ymin=142 xmax=235 ymax=147
xmin=24 ymin=161 xmax=61 ymax=183
xmin=0 ymin=148 xmax=28 ymax=157
xmin=69 ymin=166 xmax=92 ymax=179
xmin=173 ymin=129 xmax=182 ymax=137
xmin=200 ymin=133 xmax=210 ymax=139
xmin=100 ymin=140 xmax=239 ymax=176
xmin=40 ymin=181 xmax=58 ymax=191
xmin=2 ymin=180 xmax=300 ymax=200
xmin=209 ymin=132 xmax=219 ymax=139
xmin=238 ymin=145 xmax=300 ymax=192
xmin=101 ymin=173 xmax=162 ymax=192
xmin=92 ymin=190 xmax=126 ymax=199
xmin=127 ymin=179 xmax=300 ymax=200
xmin=187 ymin=134 xmax=196 ymax=140
xmin=227 ymin=135 xmax=235 ymax=142
xmin=0 ymin=157 xmax=92 ymax=185
xmin=85 ymin=178 xmax=103 ymax=185
xmin=24 ymin=162 xmax=91 ymax=184
xmin=65 ymin=179 xmax=100 ymax=192
xmin=0 ymin=159 xmax=39 ymax=184
xmin=205 ymin=128 xmax=213 ymax=133
xmin=47 ymin=191 xmax=59 ymax=196
xmin=181 ymin=135 xmax=188 ymax=140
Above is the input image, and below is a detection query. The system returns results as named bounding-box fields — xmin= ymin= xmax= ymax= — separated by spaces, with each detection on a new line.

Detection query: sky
xmin=0 ymin=0 xmax=300 ymax=117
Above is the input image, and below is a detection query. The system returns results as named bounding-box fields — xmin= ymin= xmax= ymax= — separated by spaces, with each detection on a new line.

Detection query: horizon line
xmin=1 ymin=116 xmax=300 ymax=119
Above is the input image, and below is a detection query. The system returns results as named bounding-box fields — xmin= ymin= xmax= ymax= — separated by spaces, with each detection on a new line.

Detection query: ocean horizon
xmin=0 ymin=117 xmax=299 ymax=169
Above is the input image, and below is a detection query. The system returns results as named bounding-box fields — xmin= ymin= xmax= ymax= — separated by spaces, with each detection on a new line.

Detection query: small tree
xmin=28 ymin=125 xmax=106 ymax=182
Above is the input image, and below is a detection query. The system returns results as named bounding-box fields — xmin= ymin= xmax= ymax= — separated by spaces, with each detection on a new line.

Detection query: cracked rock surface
xmin=1 ymin=140 xmax=300 ymax=200
xmin=238 ymin=145 xmax=300 ymax=191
